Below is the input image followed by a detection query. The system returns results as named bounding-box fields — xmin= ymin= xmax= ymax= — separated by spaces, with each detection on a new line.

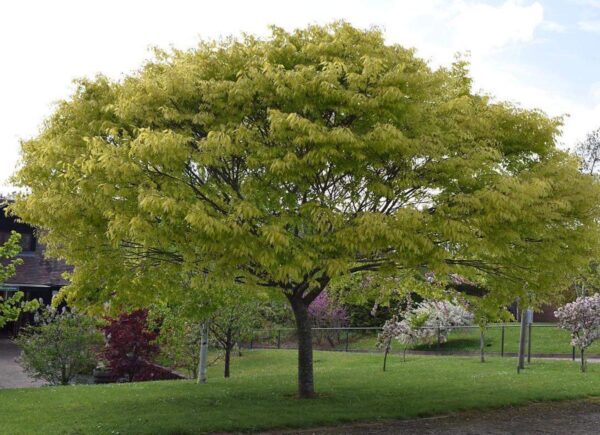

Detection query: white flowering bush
xmin=378 ymin=299 xmax=474 ymax=357
xmin=409 ymin=300 xmax=474 ymax=344
xmin=555 ymin=293 xmax=600 ymax=371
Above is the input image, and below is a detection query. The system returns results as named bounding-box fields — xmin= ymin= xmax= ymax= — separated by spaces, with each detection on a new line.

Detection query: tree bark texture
xmin=224 ymin=327 xmax=232 ymax=378
xmin=479 ymin=329 xmax=485 ymax=363
xmin=197 ymin=322 xmax=209 ymax=384
xmin=289 ymin=294 xmax=315 ymax=398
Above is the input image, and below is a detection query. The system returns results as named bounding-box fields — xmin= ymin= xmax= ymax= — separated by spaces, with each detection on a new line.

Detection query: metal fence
xmin=246 ymin=324 xmax=598 ymax=360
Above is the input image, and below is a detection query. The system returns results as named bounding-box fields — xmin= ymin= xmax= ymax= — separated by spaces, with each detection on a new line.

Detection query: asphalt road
xmin=0 ymin=338 xmax=44 ymax=389
xmin=270 ymin=399 xmax=600 ymax=434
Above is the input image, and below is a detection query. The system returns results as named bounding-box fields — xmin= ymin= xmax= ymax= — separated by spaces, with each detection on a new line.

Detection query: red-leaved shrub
xmin=102 ymin=309 xmax=160 ymax=382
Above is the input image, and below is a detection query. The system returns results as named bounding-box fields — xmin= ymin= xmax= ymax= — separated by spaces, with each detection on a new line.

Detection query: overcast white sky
xmin=1 ymin=0 xmax=599 ymax=191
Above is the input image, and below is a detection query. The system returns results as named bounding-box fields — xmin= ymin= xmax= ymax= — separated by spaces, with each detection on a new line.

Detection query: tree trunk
xmin=197 ymin=322 xmax=209 ymax=384
xmin=581 ymin=348 xmax=587 ymax=373
xmin=289 ymin=294 xmax=315 ymax=398
xmin=61 ymin=364 xmax=68 ymax=385
xmin=382 ymin=339 xmax=391 ymax=371
xmin=326 ymin=335 xmax=336 ymax=348
xmin=479 ymin=328 xmax=485 ymax=363
xmin=224 ymin=327 xmax=232 ymax=378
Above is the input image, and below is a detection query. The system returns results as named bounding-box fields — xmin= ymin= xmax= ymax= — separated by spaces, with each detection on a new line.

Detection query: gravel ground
xmin=0 ymin=338 xmax=45 ymax=389
xmin=268 ymin=399 xmax=600 ymax=434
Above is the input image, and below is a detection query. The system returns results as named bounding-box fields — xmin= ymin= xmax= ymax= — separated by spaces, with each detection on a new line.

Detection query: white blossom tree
xmin=555 ymin=293 xmax=600 ymax=372
xmin=378 ymin=299 xmax=473 ymax=369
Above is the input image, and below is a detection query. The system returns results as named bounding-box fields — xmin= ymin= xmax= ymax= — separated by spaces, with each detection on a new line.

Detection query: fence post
xmin=527 ymin=323 xmax=532 ymax=363
xmin=345 ymin=329 xmax=349 ymax=352
xmin=277 ymin=330 xmax=281 ymax=349
xmin=517 ymin=308 xmax=528 ymax=372
xmin=501 ymin=325 xmax=505 ymax=357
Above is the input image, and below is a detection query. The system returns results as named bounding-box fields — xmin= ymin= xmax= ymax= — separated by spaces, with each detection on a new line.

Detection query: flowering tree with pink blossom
xmin=377 ymin=314 xmax=421 ymax=369
xmin=555 ymin=293 xmax=600 ymax=372
xmin=308 ymin=292 xmax=348 ymax=347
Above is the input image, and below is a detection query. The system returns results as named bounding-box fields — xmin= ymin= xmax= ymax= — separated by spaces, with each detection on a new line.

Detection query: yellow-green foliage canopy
xmin=0 ymin=231 xmax=39 ymax=327
xmin=12 ymin=23 xmax=600 ymax=311
xmin=0 ymin=231 xmax=22 ymax=284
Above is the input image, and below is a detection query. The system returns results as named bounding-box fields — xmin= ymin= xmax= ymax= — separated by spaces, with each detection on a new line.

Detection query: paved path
xmin=269 ymin=399 xmax=600 ymax=434
xmin=0 ymin=339 xmax=45 ymax=389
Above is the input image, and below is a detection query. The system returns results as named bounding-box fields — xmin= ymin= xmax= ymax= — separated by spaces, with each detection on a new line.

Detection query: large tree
xmin=575 ymin=126 xmax=600 ymax=175
xmin=12 ymin=23 xmax=600 ymax=397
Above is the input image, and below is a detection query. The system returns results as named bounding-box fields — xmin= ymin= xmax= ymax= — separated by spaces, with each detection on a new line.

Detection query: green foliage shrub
xmin=16 ymin=308 xmax=103 ymax=385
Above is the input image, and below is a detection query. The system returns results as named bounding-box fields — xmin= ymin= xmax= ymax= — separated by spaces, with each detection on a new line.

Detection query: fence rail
xmin=246 ymin=324 xmax=599 ymax=360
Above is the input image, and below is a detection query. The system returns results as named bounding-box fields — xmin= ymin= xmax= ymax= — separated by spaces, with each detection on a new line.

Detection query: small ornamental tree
xmin=378 ymin=314 xmax=416 ymax=370
xmin=308 ymin=291 xmax=348 ymax=347
xmin=208 ymin=302 xmax=262 ymax=378
xmin=102 ymin=309 xmax=159 ymax=382
xmin=378 ymin=299 xmax=473 ymax=369
xmin=555 ymin=294 xmax=600 ymax=372
xmin=157 ymin=315 xmax=203 ymax=379
xmin=13 ymin=23 xmax=600 ymax=398
xmin=153 ymin=288 xmax=263 ymax=379
xmin=468 ymin=302 xmax=513 ymax=363
xmin=406 ymin=300 xmax=474 ymax=345
xmin=16 ymin=307 xmax=102 ymax=385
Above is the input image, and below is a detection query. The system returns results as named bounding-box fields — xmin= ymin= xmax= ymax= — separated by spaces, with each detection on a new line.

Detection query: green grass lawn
xmin=337 ymin=323 xmax=600 ymax=355
xmin=2 ymin=350 xmax=600 ymax=434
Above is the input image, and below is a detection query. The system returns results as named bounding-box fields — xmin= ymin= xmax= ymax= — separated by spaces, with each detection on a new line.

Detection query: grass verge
xmin=1 ymin=349 xmax=599 ymax=434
